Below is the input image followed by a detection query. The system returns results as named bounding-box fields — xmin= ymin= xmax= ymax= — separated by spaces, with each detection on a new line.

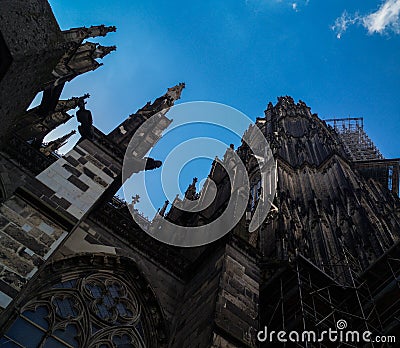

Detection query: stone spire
xmin=185 ymin=177 xmax=199 ymax=201
xmin=62 ymin=25 xmax=117 ymax=43
xmin=40 ymin=130 xmax=76 ymax=156
xmin=159 ymin=200 xmax=169 ymax=217
xmin=86 ymin=25 xmax=117 ymax=37
xmin=107 ymin=83 xmax=185 ymax=153
xmin=49 ymin=42 xmax=116 ymax=88
xmin=41 ymin=25 xmax=116 ymax=91
xmin=92 ymin=44 xmax=117 ymax=59
xmin=165 ymin=82 xmax=185 ymax=102
xmin=134 ymin=82 xmax=185 ymax=118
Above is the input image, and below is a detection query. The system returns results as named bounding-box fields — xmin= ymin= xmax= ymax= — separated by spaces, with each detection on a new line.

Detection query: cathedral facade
xmin=0 ymin=2 xmax=399 ymax=347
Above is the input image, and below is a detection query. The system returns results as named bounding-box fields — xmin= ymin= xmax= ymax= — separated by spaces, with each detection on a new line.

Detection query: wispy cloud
xmin=332 ymin=0 xmax=400 ymax=39
xmin=331 ymin=11 xmax=361 ymax=39
xmin=292 ymin=0 xmax=309 ymax=12
xmin=245 ymin=0 xmax=309 ymax=12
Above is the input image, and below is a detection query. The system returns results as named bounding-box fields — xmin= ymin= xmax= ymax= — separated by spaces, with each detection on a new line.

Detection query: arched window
xmin=1 ymin=256 xmax=167 ymax=348
xmin=249 ymin=175 xmax=262 ymax=211
xmin=0 ymin=177 xmax=7 ymax=203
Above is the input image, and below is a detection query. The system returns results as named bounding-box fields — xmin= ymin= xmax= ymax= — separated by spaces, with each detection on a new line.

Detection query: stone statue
xmin=145 ymin=158 xmax=162 ymax=170
xmin=76 ymin=98 xmax=94 ymax=140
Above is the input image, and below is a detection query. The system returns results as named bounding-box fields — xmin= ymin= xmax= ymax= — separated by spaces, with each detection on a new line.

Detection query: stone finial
xmin=132 ymin=194 xmax=140 ymax=206
xmin=93 ymin=45 xmax=117 ymax=59
xmin=87 ymin=25 xmax=117 ymax=37
xmin=159 ymin=200 xmax=169 ymax=217
xmin=166 ymin=82 xmax=185 ymax=102
xmin=136 ymin=82 xmax=186 ymax=116
xmin=185 ymin=177 xmax=199 ymax=200
xmin=127 ymin=194 xmax=140 ymax=212
xmin=75 ymin=42 xmax=116 ymax=61
xmin=298 ymin=99 xmax=307 ymax=107
xmin=277 ymin=95 xmax=295 ymax=106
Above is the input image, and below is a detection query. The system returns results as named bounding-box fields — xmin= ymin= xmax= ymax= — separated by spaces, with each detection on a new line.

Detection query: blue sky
xmin=44 ymin=0 xmax=400 ymax=211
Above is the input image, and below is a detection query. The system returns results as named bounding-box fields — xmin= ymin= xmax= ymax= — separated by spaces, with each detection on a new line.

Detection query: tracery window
xmin=1 ymin=273 xmax=150 ymax=348
xmin=249 ymin=176 xmax=262 ymax=211
xmin=0 ymin=178 xmax=6 ymax=203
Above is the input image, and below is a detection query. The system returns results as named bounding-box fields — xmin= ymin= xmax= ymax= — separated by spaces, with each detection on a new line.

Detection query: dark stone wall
xmin=169 ymin=245 xmax=225 ymax=348
xmin=0 ymin=154 xmax=34 ymax=201
xmin=214 ymin=243 xmax=260 ymax=347
xmin=164 ymin=240 xmax=260 ymax=348
xmin=0 ymin=194 xmax=68 ymax=313
xmin=0 ymin=1 xmax=61 ymax=57
xmin=0 ymin=0 xmax=65 ymax=142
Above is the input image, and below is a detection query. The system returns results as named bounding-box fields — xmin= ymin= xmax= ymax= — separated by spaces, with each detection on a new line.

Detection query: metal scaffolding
xmin=352 ymin=159 xmax=400 ymax=196
xmin=261 ymin=243 xmax=400 ymax=347
xmin=324 ymin=117 xmax=383 ymax=161
xmin=324 ymin=117 xmax=400 ymax=196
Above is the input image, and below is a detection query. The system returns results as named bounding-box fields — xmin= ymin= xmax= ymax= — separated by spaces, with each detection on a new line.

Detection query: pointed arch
xmin=0 ymin=178 xmax=5 ymax=203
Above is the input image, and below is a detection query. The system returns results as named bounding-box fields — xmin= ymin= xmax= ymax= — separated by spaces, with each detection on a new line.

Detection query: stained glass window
xmin=250 ymin=176 xmax=262 ymax=211
xmin=2 ymin=273 xmax=147 ymax=348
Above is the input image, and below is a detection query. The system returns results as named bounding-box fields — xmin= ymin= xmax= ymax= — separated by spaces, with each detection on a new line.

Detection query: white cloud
xmin=332 ymin=0 xmax=400 ymax=38
xmin=363 ymin=0 xmax=400 ymax=34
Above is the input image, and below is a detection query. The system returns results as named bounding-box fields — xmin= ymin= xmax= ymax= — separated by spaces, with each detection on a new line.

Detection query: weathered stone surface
xmin=211 ymin=334 xmax=238 ymax=348
xmin=0 ymin=230 xmax=20 ymax=252
xmin=0 ymin=157 xmax=32 ymax=201
xmin=170 ymin=246 xmax=225 ymax=347
xmin=0 ymin=246 xmax=32 ymax=277
xmin=0 ymin=193 xmax=70 ymax=306
xmin=0 ymin=0 xmax=65 ymax=142
xmin=4 ymin=224 xmax=46 ymax=256
xmin=0 ymin=268 xmax=27 ymax=291
xmin=214 ymin=244 xmax=260 ymax=347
